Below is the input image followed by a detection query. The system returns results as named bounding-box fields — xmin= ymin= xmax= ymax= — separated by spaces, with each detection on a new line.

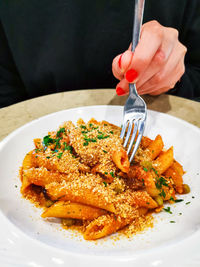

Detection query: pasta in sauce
xmin=20 ymin=118 xmax=188 ymax=240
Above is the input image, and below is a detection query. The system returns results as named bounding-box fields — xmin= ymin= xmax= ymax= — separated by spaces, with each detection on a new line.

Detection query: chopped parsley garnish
xmin=35 ymin=148 xmax=41 ymax=153
xmin=159 ymin=189 xmax=166 ymax=198
xmin=170 ymin=221 xmax=176 ymax=223
xmin=152 ymin=167 xmax=158 ymax=175
xmin=170 ymin=197 xmax=175 ymax=202
xmin=143 ymin=167 xmax=148 ymax=172
xmin=104 ymin=172 xmax=108 ymax=175
xmin=84 ymin=137 xmax=97 ymax=143
xmin=81 ymin=130 xmax=88 ymax=134
xmin=186 ymin=202 xmax=191 ymax=205
xmin=54 ymin=137 xmax=62 ymax=149
xmin=175 ymin=199 xmax=184 ymax=203
xmin=80 ymin=125 xmax=87 ymax=129
xmin=89 ymin=123 xmax=93 ymax=127
xmin=56 ymin=127 xmax=65 ymax=137
xmin=103 ymin=150 xmax=108 ymax=153
xmin=110 ymin=171 xmax=114 ymax=178
xmin=163 ymin=207 xmax=172 ymax=214
xmin=97 ymin=134 xmax=110 ymax=139
xmin=43 ymin=135 xmax=54 ymax=147
xmin=155 ymin=177 xmax=168 ymax=189
xmin=46 ymin=156 xmax=50 ymax=159
xmin=142 ymin=179 xmax=145 ymax=186
xmin=83 ymin=141 xmax=89 ymax=146
xmin=63 ymin=142 xmax=73 ymax=153
xmin=103 ymin=181 xmax=107 ymax=187
xmin=57 ymin=152 xmax=63 ymax=159
xmin=110 ymin=131 xmax=114 ymax=134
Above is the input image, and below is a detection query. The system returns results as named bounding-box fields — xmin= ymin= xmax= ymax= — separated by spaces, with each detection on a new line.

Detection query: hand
xmin=112 ymin=20 xmax=187 ymax=96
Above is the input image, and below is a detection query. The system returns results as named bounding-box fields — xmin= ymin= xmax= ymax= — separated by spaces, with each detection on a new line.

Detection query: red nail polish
xmin=116 ymin=87 xmax=125 ymax=96
xmin=118 ymin=54 xmax=122 ymax=69
xmin=125 ymin=69 xmax=138 ymax=83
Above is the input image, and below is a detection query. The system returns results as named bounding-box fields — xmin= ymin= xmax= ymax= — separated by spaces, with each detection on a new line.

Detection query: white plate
xmin=0 ymin=105 xmax=200 ymax=267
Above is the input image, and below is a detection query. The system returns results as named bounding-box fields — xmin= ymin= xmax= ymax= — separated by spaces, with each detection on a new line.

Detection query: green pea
xmin=154 ymin=195 xmax=163 ymax=206
xmin=182 ymin=184 xmax=190 ymax=194
xmin=61 ymin=218 xmax=75 ymax=227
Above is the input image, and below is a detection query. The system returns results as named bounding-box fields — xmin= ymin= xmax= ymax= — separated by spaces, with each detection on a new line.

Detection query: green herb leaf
xmin=103 ymin=150 xmax=108 ymax=153
xmin=43 ymin=135 xmax=54 ymax=147
xmin=170 ymin=221 xmax=176 ymax=223
xmin=142 ymin=179 xmax=145 ymax=186
xmin=152 ymin=167 xmax=158 ymax=175
xmin=57 ymin=152 xmax=63 ymax=159
xmin=110 ymin=171 xmax=114 ymax=178
xmin=83 ymin=141 xmax=89 ymax=146
xmin=143 ymin=167 xmax=148 ymax=172
xmin=163 ymin=207 xmax=172 ymax=214
xmin=175 ymin=199 xmax=184 ymax=203
xmin=54 ymin=137 xmax=62 ymax=149
xmin=84 ymin=137 xmax=97 ymax=143
xmin=80 ymin=125 xmax=87 ymax=129
xmin=156 ymin=177 xmax=169 ymax=189
xmin=97 ymin=134 xmax=110 ymax=140
xmin=46 ymin=156 xmax=50 ymax=159
xmin=56 ymin=127 xmax=65 ymax=137
xmin=103 ymin=181 xmax=107 ymax=187
xmin=186 ymin=202 xmax=191 ymax=205
xmin=159 ymin=189 xmax=166 ymax=199
xmin=104 ymin=172 xmax=108 ymax=175
xmin=110 ymin=131 xmax=114 ymax=134
xmin=63 ymin=142 xmax=73 ymax=153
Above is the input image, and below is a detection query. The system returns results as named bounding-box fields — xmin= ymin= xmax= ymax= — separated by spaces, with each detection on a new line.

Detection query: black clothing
xmin=0 ymin=0 xmax=200 ymax=108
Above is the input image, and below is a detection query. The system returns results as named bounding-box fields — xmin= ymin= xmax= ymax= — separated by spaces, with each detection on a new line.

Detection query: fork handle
xmin=132 ymin=0 xmax=145 ymax=52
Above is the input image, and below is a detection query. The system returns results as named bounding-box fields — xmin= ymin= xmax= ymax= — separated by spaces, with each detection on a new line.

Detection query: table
xmin=0 ymin=89 xmax=200 ymax=141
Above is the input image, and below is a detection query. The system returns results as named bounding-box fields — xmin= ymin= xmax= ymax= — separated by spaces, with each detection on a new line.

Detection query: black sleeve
xmin=0 ymin=21 xmax=27 ymax=108
xmin=171 ymin=0 xmax=200 ymax=101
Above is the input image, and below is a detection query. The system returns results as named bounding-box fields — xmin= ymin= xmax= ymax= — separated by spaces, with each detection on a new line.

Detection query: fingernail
xmin=116 ymin=87 xmax=125 ymax=96
xmin=125 ymin=69 xmax=138 ymax=83
xmin=118 ymin=54 xmax=122 ymax=69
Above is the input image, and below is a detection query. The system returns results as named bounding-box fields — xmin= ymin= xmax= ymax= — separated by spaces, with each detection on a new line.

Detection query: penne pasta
xmin=84 ymin=214 xmax=128 ymax=240
xmin=153 ymin=147 xmax=174 ymax=174
xmin=164 ymin=160 xmax=184 ymax=194
xmin=112 ymin=148 xmax=130 ymax=173
xmin=145 ymin=134 xmax=164 ymax=160
xmin=46 ymin=178 xmax=116 ymax=213
xmin=19 ymin=118 xmax=188 ymax=240
xmin=42 ymin=201 xmax=107 ymax=220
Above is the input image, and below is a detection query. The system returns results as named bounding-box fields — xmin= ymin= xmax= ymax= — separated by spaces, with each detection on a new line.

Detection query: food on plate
xmin=19 ymin=118 xmax=189 ymax=240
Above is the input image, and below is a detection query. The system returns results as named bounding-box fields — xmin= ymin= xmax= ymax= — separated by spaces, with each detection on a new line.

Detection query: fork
xmin=120 ymin=0 xmax=147 ymax=163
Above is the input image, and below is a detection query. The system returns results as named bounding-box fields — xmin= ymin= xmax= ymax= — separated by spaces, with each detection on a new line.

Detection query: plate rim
xmin=0 ymin=105 xmax=199 ymax=149
xmin=0 ymin=105 xmax=200 ymax=266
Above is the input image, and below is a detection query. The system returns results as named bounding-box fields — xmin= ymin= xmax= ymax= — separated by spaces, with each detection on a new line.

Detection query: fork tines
xmin=120 ymin=118 xmax=146 ymax=162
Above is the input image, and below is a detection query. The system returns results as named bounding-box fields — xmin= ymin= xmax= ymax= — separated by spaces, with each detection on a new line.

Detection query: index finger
xmin=126 ymin=21 xmax=164 ymax=82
